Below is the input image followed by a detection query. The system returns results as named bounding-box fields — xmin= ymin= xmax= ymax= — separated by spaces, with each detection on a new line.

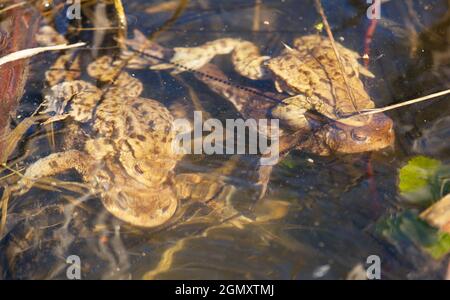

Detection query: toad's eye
xmin=351 ymin=129 xmax=368 ymax=142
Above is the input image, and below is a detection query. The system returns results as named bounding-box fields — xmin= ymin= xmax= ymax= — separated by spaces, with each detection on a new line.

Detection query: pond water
xmin=0 ymin=0 xmax=449 ymax=279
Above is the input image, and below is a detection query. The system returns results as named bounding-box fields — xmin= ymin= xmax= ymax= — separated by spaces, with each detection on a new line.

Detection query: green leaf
xmin=375 ymin=211 xmax=450 ymax=260
xmin=398 ymin=156 xmax=442 ymax=206
xmin=427 ymin=232 xmax=450 ymax=260
xmin=399 ymin=156 xmax=441 ymax=192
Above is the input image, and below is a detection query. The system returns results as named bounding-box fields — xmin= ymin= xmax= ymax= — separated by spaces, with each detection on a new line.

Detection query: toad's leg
xmin=173 ymin=162 xmax=277 ymax=226
xmin=152 ymin=38 xmax=271 ymax=80
xmin=174 ymin=173 xmax=233 ymax=204
xmin=13 ymin=150 xmax=90 ymax=195
xmin=271 ymin=94 xmax=322 ymax=130
xmin=173 ymin=173 xmax=254 ymax=225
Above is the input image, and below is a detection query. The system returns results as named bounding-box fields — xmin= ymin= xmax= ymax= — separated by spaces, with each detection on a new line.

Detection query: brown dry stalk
xmin=145 ymin=1 xmax=182 ymax=14
xmin=314 ymin=0 xmax=358 ymax=111
xmin=0 ymin=1 xmax=27 ymax=15
xmin=70 ymin=26 xmax=120 ymax=31
xmin=0 ymin=115 xmax=48 ymax=164
xmin=0 ymin=42 xmax=86 ymax=66
xmin=146 ymin=0 xmax=189 ymax=41
xmin=0 ymin=167 xmax=24 ymax=182
xmin=105 ymin=0 xmax=189 ymax=96
xmin=253 ymin=0 xmax=262 ymax=32
xmin=113 ymin=0 xmax=127 ymax=49
xmin=0 ymin=186 xmax=10 ymax=237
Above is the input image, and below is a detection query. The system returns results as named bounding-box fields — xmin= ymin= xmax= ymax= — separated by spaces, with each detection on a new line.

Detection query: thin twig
xmin=253 ymin=0 xmax=262 ymax=32
xmin=0 ymin=186 xmax=10 ymax=237
xmin=145 ymin=1 xmax=182 ymax=14
xmin=105 ymin=0 xmax=189 ymax=97
xmin=314 ymin=0 xmax=358 ymax=111
xmin=147 ymin=0 xmax=189 ymax=41
xmin=337 ymin=89 xmax=450 ymax=121
xmin=0 ymin=168 xmax=24 ymax=182
xmin=0 ymin=1 xmax=27 ymax=15
xmin=69 ymin=26 xmax=121 ymax=31
xmin=355 ymin=89 xmax=450 ymax=116
xmin=113 ymin=0 xmax=127 ymax=49
xmin=0 ymin=42 xmax=86 ymax=67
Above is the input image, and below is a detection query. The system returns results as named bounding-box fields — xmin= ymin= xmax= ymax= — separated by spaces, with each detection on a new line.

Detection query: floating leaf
xmin=399 ymin=156 xmax=441 ymax=192
xmin=427 ymin=232 xmax=450 ymax=260
xmin=376 ymin=210 xmax=450 ymax=260
xmin=398 ymin=156 xmax=443 ymax=206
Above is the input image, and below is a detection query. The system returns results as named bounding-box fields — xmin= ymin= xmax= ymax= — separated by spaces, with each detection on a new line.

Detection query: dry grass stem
xmin=113 ymin=0 xmax=127 ymax=49
xmin=0 ymin=43 xmax=86 ymax=67
xmin=314 ymin=0 xmax=358 ymax=111
xmin=355 ymin=89 xmax=450 ymax=116
xmin=0 ymin=1 xmax=27 ymax=15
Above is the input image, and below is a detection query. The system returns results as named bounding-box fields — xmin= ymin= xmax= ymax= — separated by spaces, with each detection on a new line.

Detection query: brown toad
xmin=138 ymin=33 xmax=395 ymax=154
xmin=16 ymin=55 xmax=184 ymax=227
xmin=13 ymin=27 xmax=249 ymax=228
